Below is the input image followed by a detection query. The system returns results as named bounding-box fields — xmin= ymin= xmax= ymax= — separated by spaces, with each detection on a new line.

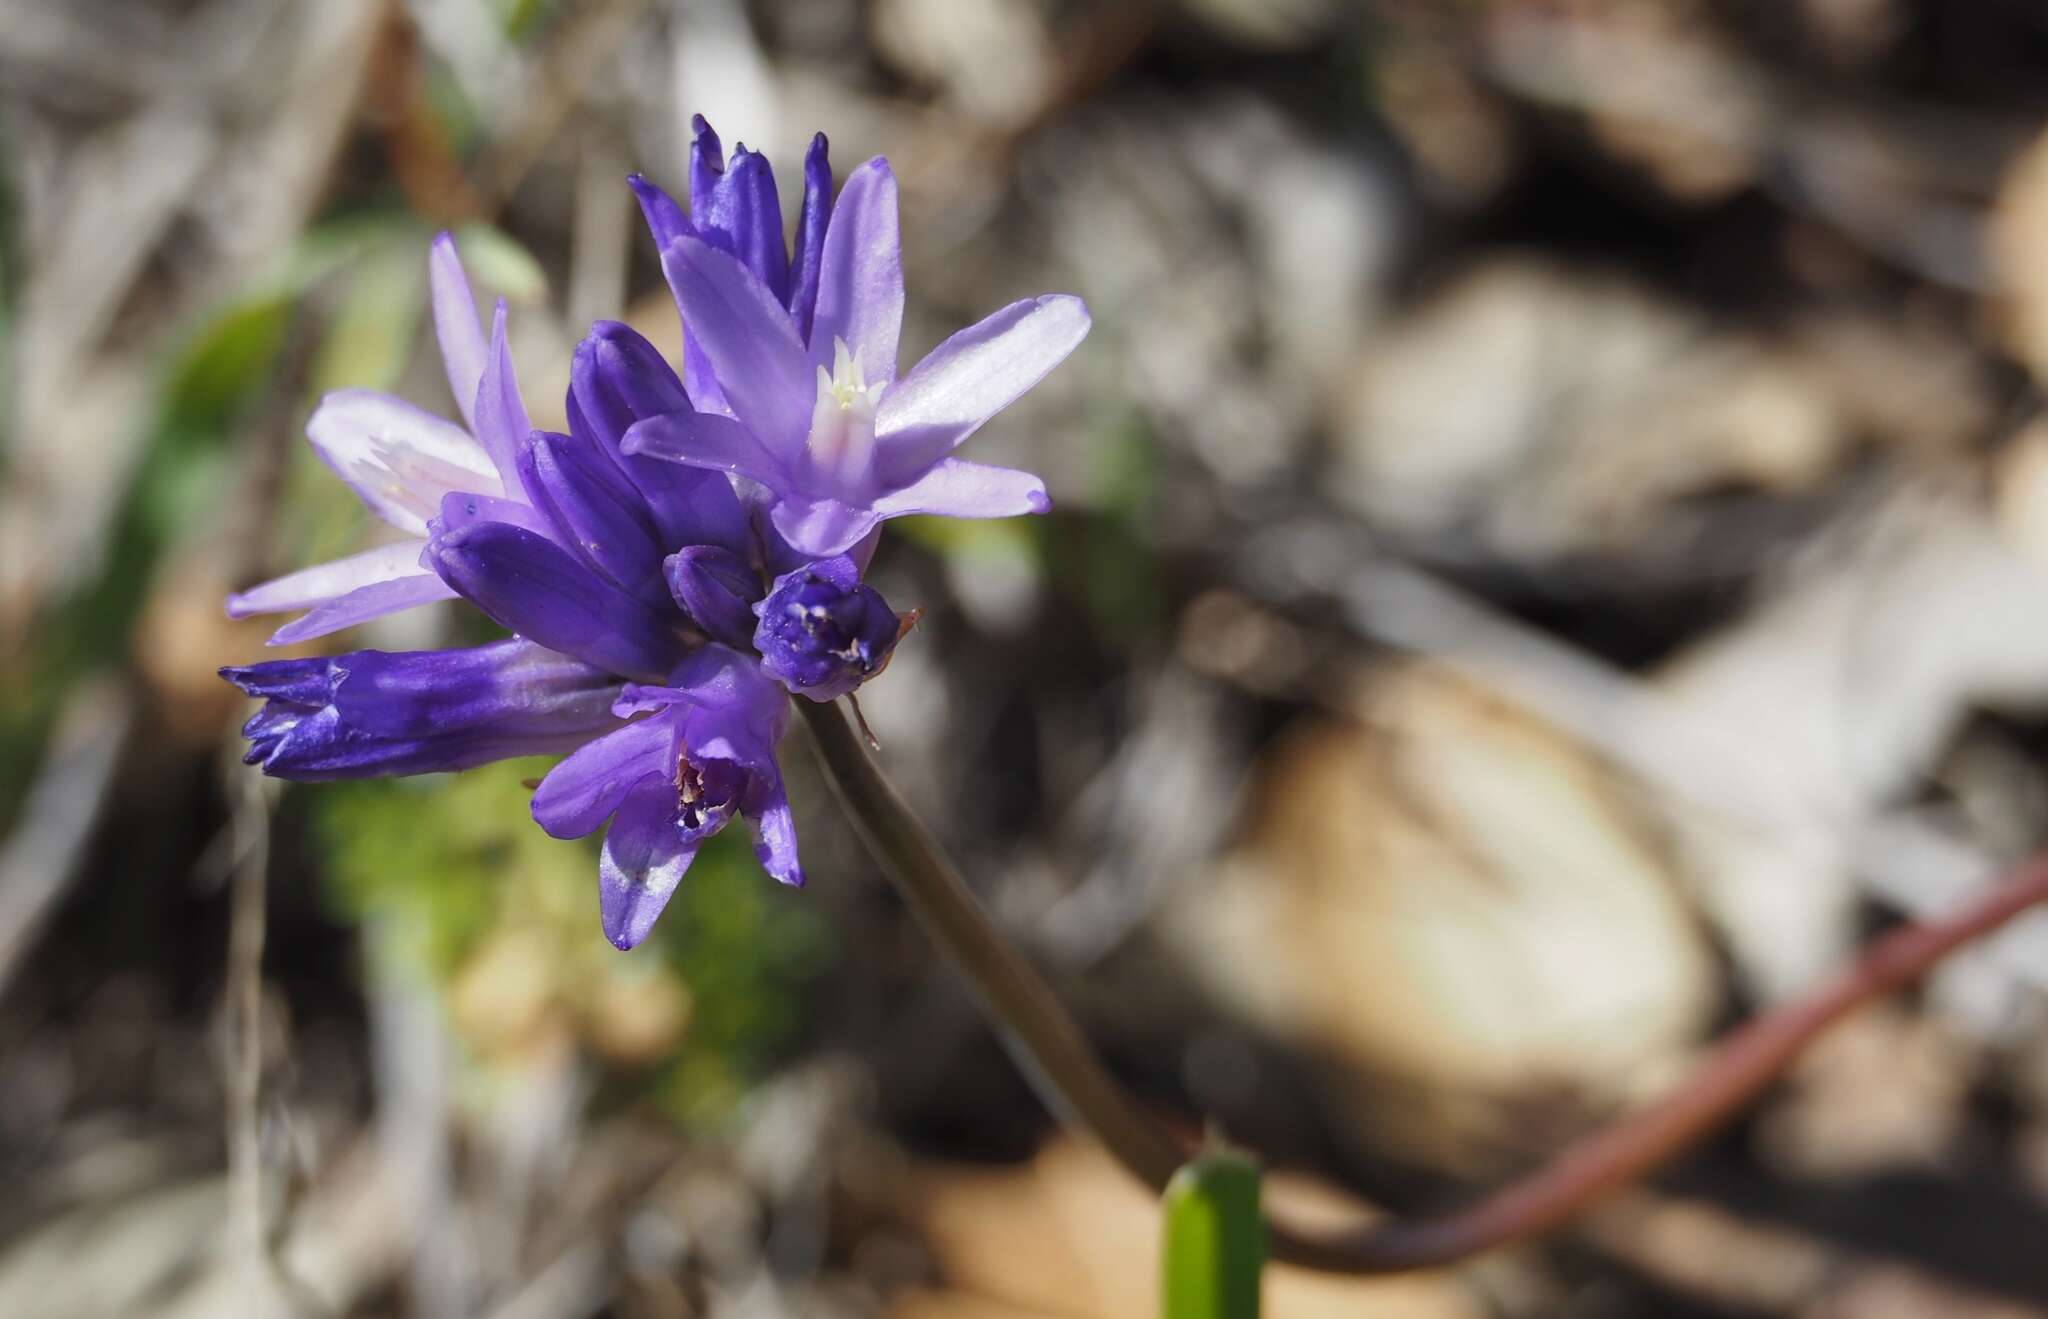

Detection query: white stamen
xmin=805 ymin=337 xmax=884 ymax=487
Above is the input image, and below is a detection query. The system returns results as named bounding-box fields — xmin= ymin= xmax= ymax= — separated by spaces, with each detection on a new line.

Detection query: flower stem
xmin=798 ymin=696 xmax=1185 ymax=1189
xmin=799 ymin=695 xmax=2048 ymax=1274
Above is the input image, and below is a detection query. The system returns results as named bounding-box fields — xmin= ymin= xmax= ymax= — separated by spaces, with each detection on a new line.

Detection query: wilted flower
xmin=622 ymin=118 xmax=1091 ymax=558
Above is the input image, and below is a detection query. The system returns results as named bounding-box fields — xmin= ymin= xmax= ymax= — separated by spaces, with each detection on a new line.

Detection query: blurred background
xmin=8 ymin=0 xmax=2048 ymax=1315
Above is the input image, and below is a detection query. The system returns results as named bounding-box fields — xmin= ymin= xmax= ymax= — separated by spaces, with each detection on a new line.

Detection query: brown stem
xmin=799 ymin=696 xmax=2048 ymax=1274
xmin=798 ymin=697 xmax=1186 ymax=1190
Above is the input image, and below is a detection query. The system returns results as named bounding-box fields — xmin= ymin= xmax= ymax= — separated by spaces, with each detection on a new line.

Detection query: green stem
xmin=1163 ymin=1149 xmax=1265 ymax=1319
xmin=799 ymin=695 xmax=2048 ymax=1274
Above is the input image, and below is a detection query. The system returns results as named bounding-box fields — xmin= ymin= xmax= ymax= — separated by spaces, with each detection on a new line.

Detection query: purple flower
xmin=222 ymin=640 xmax=624 ymax=780
xmin=752 ymin=555 xmax=904 ymax=702
xmin=224 ymin=309 xmax=815 ymax=949
xmin=529 ymin=645 xmax=801 ymax=949
xmin=417 ymin=316 xmax=762 ymax=673
xmin=223 ymin=122 xmax=1092 ymax=952
xmin=226 ymin=234 xmax=533 ymax=643
xmin=621 ymin=118 xmax=1091 ymax=558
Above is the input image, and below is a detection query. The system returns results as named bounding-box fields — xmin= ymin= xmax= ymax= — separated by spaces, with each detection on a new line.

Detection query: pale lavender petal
xmin=228 ymin=539 xmax=428 ymax=619
xmin=874 ymin=295 xmax=1091 ymax=485
xmin=306 ymin=389 xmax=499 ymax=536
xmin=767 ymin=491 xmax=884 ymax=560
xmin=599 ymin=778 xmax=699 ymax=950
xmin=531 ymin=713 xmax=676 ymax=839
xmin=622 ymin=408 xmax=791 ymax=488
xmin=869 ymin=458 xmax=1051 ymax=521
xmin=658 ymin=236 xmax=812 ymax=451
xmin=472 ymin=300 xmax=532 ymax=487
xmin=808 ymin=158 xmax=903 ymax=382
xmin=267 ymin=574 xmax=457 ymax=646
xmin=429 ymin=232 xmax=487 ymax=434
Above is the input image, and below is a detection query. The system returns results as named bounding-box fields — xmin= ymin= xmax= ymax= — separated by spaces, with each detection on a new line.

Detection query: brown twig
xmin=799 ymin=695 xmax=2048 ymax=1275
xmin=224 ymin=761 xmax=272 ymax=1271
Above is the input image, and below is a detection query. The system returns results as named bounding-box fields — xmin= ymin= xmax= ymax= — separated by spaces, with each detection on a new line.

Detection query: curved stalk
xmin=798 ymin=695 xmax=1186 ymax=1189
xmin=799 ymin=695 xmax=2048 ymax=1274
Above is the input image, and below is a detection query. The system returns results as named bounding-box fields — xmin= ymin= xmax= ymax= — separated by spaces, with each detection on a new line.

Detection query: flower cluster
xmin=222 ymin=119 xmax=1088 ymax=949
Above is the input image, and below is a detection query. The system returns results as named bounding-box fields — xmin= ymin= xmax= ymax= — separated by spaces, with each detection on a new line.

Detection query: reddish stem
xmin=802 ymin=696 xmax=2048 ymax=1275
xmin=1268 ymin=850 xmax=2048 ymax=1271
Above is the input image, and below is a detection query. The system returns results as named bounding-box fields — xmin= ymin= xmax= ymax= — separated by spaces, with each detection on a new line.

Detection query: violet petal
xmin=628 ymin=173 xmax=696 ymax=254
xmin=598 ymin=777 xmax=700 ymax=950
xmin=623 ymin=407 xmax=791 ymax=490
xmin=517 ymin=430 xmax=669 ymax=604
xmin=572 ymin=322 xmax=752 ymax=553
xmin=747 ymin=770 xmax=805 ymax=888
xmin=807 ymin=158 xmax=904 ymax=383
xmin=432 ymin=489 xmax=557 ymax=541
xmin=531 ymin=711 xmax=676 ymax=839
xmin=429 ymin=521 xmax=688 ymax=681
xmin=667 ymin=545 xmax=763 ymax=649
xmin=698 ymin=141 xmax=789 ymax=301
xmin=657 ymin=236 xmax=812 ymax=452
xmin=766 ymin=490 xmax=885 ymax=560
xmin=786 ymin=133 xmax=832 ymax=344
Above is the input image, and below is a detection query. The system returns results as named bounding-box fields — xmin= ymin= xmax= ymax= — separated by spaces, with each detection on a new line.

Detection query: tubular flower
xmin=222 ymin=640 xmax=625 ymax=781
xmin=223 ymin=121 xmax=1094 ymax=950
xmin=621 ymin=117 xmax=1091 ymax=558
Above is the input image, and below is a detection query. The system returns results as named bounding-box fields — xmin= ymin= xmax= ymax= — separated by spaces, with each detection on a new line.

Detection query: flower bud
xmin=666 ymin=546 xmax=763 ymax=648
xmin=752 ymin=555 xmax=903 ymax=701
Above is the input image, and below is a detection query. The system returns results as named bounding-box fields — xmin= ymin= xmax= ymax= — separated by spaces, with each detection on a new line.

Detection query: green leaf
xmin=162 ymin=295 xmax=293 ymax=422
xmin=446 ymin=222 xmax=548 ymax=305
xmin=310 ymin=239 xmax=426 ymax=393
xmin=1162 ymin=1148 xmax=1264 ymax=1319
